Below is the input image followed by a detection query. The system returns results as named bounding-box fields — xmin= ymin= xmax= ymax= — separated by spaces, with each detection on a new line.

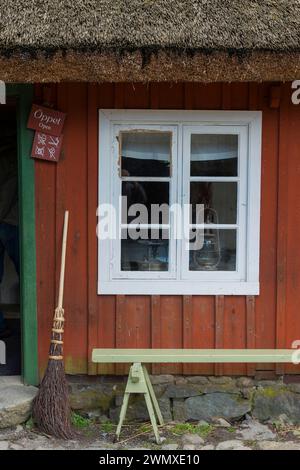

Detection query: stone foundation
xmin=68 ymin=374 xmax=300 ymax=425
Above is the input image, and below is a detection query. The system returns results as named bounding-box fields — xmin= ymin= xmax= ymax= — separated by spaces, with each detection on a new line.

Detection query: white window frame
xmin=98 ymin=110 xmax=262 ymax=295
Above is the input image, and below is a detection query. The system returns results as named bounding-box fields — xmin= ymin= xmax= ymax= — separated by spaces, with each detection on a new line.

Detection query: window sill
xmin=97 ymin=280 xmax=259 ymax=296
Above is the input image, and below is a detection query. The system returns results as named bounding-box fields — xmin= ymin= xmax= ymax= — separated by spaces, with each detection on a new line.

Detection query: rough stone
xmin=276 ymin=413 xmax=294 ymax=426
xmin=0 ymin=441 xmax=9 ymax=450
xmin=201 ymin=444 xmax=215 ymax=450
xmin=258 ymin=441 xmax=300 ymax=450
xmin=69 ymin=383 xmax=115 ymax=412
xmin=174 ymin=377 xmax=188 ymax=385
xmin=208 ymin=376 xmax=234 ymax=385
xmin=212 ymin=417 xmax=231 ymax=427
xmin=183 ymin=444 xmax=195 ymax=450
xmin=173 ymin=399 xmax=186 ymax=422
xmin=149 ymin=375 xmax=174 ymax=385
xmin=237 ymin=420 xmax=276 ymax=440
xmin=162 ymin=443 xmax=179 ymax=450
xmin=236 ymin=377 xmax=254 ymax=388
xmin=256 ymin=380 xmax=283 ymax=388
xmin=185 ymin=393 xmax=251 ymax=422
xmin=287 ymin=383 xmax=300 ymax=394
xmin=181 ymin=433 xmax=204 ymax=446
xmin=253 ymin=388 xmax=300 ymax=424
xmin=110 ymin=396 xmax=172 ymax=423
xmin=241 ymin=388 xmax=254 ymax=400
xmin=0 ymin=385 xmax=38 ymax=428
xmin=216 ymin=440 xmax=252 ymax=450
xmin=186 ymin=376 xmax=209 ymax=385
xmin=164 ymin=384 xmax=201 ymax=399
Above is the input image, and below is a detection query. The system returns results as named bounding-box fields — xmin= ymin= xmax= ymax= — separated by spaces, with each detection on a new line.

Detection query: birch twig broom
xmin=32 ymin=211 xmax=73 ymax=438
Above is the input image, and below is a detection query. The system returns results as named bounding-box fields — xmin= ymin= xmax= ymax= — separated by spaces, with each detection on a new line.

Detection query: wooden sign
xmin=31 ymin=132 xmax=63 ymax=162
xmin=27 ymin=104 xmax=66 ymax=136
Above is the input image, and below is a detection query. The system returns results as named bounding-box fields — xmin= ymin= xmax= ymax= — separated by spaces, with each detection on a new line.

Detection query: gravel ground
xmin=1 ymin=416 xmax=300 ymax=451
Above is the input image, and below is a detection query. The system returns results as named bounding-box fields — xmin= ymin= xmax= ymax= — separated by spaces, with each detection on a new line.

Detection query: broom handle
xmin=58 ymin=210 xmax=69 ymax=309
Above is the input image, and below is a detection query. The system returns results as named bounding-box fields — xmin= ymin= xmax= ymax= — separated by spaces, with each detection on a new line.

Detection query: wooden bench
xmin=92 ymin=348 xmax=295 ymax=443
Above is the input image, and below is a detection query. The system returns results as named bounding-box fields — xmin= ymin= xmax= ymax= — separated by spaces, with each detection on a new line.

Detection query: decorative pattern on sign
xmin=27 ymin=104 xmax=66 ymax=163
xmin=31 ymin=132 xmax=63 ymax=162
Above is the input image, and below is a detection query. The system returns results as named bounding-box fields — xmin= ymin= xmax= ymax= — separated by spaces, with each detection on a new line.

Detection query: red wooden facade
xmin=35 ymin=82 xmax=300 ymax=378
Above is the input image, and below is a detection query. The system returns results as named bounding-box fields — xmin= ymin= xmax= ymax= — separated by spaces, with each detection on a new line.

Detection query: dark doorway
xmin=0 ymin=104 xmax=21 ymax=375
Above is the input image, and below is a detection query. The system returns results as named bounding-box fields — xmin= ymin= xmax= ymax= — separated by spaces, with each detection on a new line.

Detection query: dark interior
xmin=0 ymin=105 xmax=21 ymax=376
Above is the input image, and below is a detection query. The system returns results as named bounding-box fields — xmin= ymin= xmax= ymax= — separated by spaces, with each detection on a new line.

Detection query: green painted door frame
xmin=7 ymin=84 xmax=38 ymax=385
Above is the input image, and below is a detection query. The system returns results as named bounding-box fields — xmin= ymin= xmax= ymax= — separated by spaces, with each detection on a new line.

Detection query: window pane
xmin=190 ymin=182 xmax=237 ymax=224
xmin=120 ymin=131 xmax=171 ymax=177
xmin=190 ymin=134 xmax=238 ymax=177
xmin=121 ymin=228 xmax=169 ymax=271
xmin=189 ymin=229 xmax=236 ymax=271
xmin=122 ymin=181 xmax=169 ymax=224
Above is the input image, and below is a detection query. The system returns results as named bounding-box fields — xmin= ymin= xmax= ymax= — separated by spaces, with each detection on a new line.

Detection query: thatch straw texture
xmin=1 ymin=1 xmax=300 ymax=82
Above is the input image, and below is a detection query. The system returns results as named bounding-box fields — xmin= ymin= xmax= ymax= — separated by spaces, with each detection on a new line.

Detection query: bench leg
xmin=115 ymin=392 xmax=130 ymax=442
xmin=114 ymin=362 xmax=163 ymax=444
xmin=142 ymin=365 xmax=164 ymax=425
xmin=144 ymin=391 xmax=161 ymax=444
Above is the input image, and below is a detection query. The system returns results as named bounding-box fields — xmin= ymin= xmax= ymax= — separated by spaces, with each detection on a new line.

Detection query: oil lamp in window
xmin=192 ymin=208 xmax=221 ymax=270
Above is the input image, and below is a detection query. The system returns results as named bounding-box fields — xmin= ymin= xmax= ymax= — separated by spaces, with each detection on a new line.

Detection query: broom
xmin=32 ymin=210 xmax=73 ymax=439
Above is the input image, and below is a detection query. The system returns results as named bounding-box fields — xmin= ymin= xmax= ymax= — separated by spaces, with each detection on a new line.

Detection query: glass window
xmin=121 ymin=228 xmax=169 ymax=272
xmin=120 ymin=131 xmax=171 ymax=177
xmin=190 ymin=134 xmax=238 ymax=177
xmin=98 ymin=111 xmax=262 ymax=295
xmin=189 ymin=229 xmax=237 ymax=271
xmin=190 ymin=182 xmax=237 ymax=224
xmin=118 ymin=129 xmax=174 ymax=275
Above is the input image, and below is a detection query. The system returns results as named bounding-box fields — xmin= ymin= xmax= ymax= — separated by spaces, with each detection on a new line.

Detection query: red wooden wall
xmin=35 ymin=82 xmax=300 ymax=378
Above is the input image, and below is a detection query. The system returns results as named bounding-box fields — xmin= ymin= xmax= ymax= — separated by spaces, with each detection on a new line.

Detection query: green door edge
xmin=7 ymin=84 xmax=38 ymax=386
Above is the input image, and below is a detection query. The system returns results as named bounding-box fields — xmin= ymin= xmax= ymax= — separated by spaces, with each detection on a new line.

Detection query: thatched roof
xmin=1 ymin=0 xmax=300 ymax=82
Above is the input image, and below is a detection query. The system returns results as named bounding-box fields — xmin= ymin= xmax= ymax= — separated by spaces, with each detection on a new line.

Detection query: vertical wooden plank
xmin=184 ymin=83 xmax=193 ymax=109
xmin=151 ymin=295 xmax=161 ymax=374
xmin=115 ymin=82 xmax=125 ymax=108
xmin=123 ymin=83 xmax=150 ymax=108
xmin=116 ymin=296 xmax=151 ymax=374
xmin=282 ymin=86 xmax=300 ymax=375
xmin=223 ymin=296 xmax=247 ymax=376
xmin=186 ymin=83 xmax=222 ymax=110
xmin=160 ymin=296 xmax=183 ymax=374
xmin=97 ymin=296 xmax=116 ymax=375
xmin=35 ymin=87 xmax=57 ymax=377
xmin=246 ymin=296 xmax=256 ymax=376
xmin=56 ymin=83 xmax=88 ymax=374
xmin=152 ymin=82 xmax=184 ymax=109
xmin=215 ymin=295 xmax=224 ymax=376
xmin=115 ymin=295 xmax=126 ymax=375
xmin=255 ymin=83 xmax=278 ymax=374
xmin=230 ymin=83 xmax=249 ymax=110
xmin=276 ymin=83 xmax=290 ymax=374
xmin=150 ymin=83 xmax=160 ymax=109
xmin=190 ymin=297 xmax=215 ymax=375
xmin=222 ymin=83 xmax=231 ymax=110
xmin=87 ymin=83 xmax=99 ymax=375
xmin=246 ymin=84 xmax=259 ymax=377
xmin=183 ymin=295 xmax=193 ymax=374
xmin=249 ymin=83 xmax=259 ymax=111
